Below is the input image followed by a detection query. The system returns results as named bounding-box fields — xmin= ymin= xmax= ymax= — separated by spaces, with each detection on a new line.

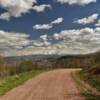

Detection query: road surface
xmin=0 ymin=69 xmax=84 ymax=100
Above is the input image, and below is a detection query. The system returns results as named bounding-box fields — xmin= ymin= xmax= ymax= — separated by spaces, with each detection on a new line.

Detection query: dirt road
xmin=0 ymin=69 xmax=85 ymax=100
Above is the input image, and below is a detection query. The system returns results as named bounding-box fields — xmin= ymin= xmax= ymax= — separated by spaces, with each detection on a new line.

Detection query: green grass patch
xmin=0 ymin=69 xmax=45 ymax=96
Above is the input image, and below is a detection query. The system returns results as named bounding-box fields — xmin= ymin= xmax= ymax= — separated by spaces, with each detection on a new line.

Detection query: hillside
xmin=80 ymin=64 xmax=100 ymax=91
xmin=2 ymin=50 xmax=100 ymax=69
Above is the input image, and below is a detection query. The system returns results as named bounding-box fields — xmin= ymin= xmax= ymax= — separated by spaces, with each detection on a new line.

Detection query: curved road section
xmin=0 ymin=69 xmax=84 ymax=100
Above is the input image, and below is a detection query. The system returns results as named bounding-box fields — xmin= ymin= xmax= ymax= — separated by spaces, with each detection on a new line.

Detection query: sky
xmin=0 ymin=0 xmax=100 ymax=57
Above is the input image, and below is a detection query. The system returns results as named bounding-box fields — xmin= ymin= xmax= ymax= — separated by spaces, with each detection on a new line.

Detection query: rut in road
xmin=0 ymin=69 xmax=85 ymax=100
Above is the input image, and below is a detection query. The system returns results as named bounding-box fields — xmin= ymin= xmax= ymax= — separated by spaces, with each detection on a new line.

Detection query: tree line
xmin=0 ymin=51 xmax=100 ymax=78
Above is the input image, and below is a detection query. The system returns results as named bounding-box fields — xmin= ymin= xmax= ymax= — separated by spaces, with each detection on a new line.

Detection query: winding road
xmin=0 ymin=69 xmax=85 ymax=100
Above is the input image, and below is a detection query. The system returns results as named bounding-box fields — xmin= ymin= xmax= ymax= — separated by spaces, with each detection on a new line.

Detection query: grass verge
xmin=72 ymin=71 xmax=100 ymax=100
xmin=80 ymin=70 xmax=100 ymax=91
xmin=0 ymin=69 xmax=45 ymax=96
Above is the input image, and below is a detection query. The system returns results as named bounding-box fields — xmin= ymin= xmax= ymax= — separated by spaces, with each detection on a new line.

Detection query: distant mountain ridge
xmin=2 ymin=50 xmax=100 ymax=69
xmin=3 ymin=54 xmax=62 ymax=62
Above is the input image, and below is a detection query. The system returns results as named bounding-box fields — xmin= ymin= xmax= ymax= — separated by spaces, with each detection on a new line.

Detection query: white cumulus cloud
xmin=0 ymin=12 xmax=10 ymax=21
xmin=57 ymin=0 xmax=97 ymax=5
xmin=1 ymin=27 xmax=100 ymax=56
xmin=33 ymin=17 xmax=64 ymax=30
xmin=33 ymin=24 xmax=52 ymax=30
xmin=74 ymin=13 xmax=99 ymax=25
xmin=53 ymin=27 xmax=100 ymax=54
xmin=0 ymin=0 xmax=51 ymax=20
xmin=51 ymin=17 xmax=64 ymax=24
xmin=32 ymin=4 xmax=51 ymax=12
xmin=0 ymin=30 xmax=31 ymax=54
xmin=0 ymin=0 xmax=36 ymax=19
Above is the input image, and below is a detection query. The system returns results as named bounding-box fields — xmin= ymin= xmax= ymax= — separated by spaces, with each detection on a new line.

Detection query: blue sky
xmin=0 ymin=0 xmax=100 ymax=56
